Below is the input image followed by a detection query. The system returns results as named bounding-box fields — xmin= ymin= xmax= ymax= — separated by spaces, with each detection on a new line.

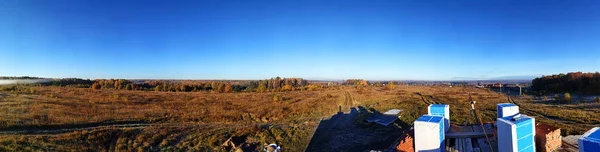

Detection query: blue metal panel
xmin=580 ymin=127 xmax=600 ymax=152
xmin=516 ymin=119 xmax=533 ymax=139
xmin=438 ymin=117 xmax=445 ymax=152
xmin=417 ymin=115 xmax=433 ymax=121
xmin=439 ymin=118 xmax=444 ymax=140
xmin=429 ymin=116 xmax=443 ymax=123
xmin=587 ymin=130 xmax=600 ymax=142
xmin=519 ymin=143 xmax=535 ymax=152
xmin=581 ymin=140 xmax=600 ymax=152
xmin=517 ymin=134 xmax=534 ymax=151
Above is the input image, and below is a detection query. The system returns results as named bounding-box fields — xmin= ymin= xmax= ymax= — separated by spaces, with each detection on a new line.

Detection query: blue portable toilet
xmin=428 ymin=104 xmax=450 ymax=132
xmin=579 ymin=127 xmax=600 ymax=152
xmin=497 ymin=103 xmax=519 ymax=119
xmin=414 ymin=115 xmax=445 ymax=152
xmin=497 ymin=114 xmax=536 ymax=152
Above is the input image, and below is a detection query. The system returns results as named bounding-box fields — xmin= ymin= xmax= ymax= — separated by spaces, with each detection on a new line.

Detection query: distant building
xmin=492 ymin=83 xmax=502 ymax=88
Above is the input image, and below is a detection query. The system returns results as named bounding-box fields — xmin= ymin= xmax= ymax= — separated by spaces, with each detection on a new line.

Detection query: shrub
xmin=91 ymin=83 xmax=101 ymax=89
xmin=273 ymin=95 xmax=283 ymax=102
xmin=564 ymin=93 xmax=571 ymax=102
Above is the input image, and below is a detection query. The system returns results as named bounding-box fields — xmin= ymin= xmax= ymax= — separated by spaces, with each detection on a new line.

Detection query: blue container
xmin=428 ymin=104 xmax=450 ymax=132
xmin=414 ymin=115 xmax=445 ymax=152
xmin=497 ymin=115 xmax=535 ymax=152
xmin=497 ymin=103 xmax=519 ymax=119
xmin=579 ymin=127 xmax=600 ymax=152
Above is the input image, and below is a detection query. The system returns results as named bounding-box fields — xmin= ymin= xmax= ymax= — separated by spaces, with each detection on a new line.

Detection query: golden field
xmin=0 ymin=84 xmax=594 ymax=151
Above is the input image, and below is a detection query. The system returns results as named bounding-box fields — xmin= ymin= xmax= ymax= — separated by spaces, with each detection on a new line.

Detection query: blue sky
xmin=1 ymin=0 xmax=600 ymax=80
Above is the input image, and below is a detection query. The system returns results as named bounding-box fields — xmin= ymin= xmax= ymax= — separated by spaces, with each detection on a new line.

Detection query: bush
xmin=91 ymin=83 xmax=101 ymax=90
xmin=273 ymin=95 xmax=283 ymax=102
xmin=564 ymin=93 xmax=571 ymax=102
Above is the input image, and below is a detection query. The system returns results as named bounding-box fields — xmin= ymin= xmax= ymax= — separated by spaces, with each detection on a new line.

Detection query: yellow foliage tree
xmin=257 ymin=81 xmax=267 ymax=92
xmin=282 ymin=84 xmax=293 ymax=91
xmin=224 ymin=84 xmax=233 ymax=93
xmin=91 ymin=83 xmax=101 ymax=90
xmin=386 ymin=81 xmax=395 ymax=90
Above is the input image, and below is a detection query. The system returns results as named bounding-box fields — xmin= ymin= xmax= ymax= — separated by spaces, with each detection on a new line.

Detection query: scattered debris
xmin=394 ymin=129 xmax=414 ymax=152
xmin=264 ymin=143 xmax=281 ymax=152
xmin=221 ymin=135 xmax=260 ymax=152
xmin=366 ymin=109 xmax=402 ymax=126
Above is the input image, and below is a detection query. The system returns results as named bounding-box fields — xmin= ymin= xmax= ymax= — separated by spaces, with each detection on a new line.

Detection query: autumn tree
xmin=125 ymin=84 xmax=133 ymax=90
xmin=224 ymin=84 xmax=233 ymax=93
xmin=282 ymin=84 xmax=293 ymax=91
xmin=385 ymin=81 xmax=396 ymax=90
xmin=532 ymin=72 xmax=600 ymax=94
xmin=564 ymin=93 xmax=571 ymax=102
xmin=91 ymin=83 xmax=101 ymax=89
xmin=155 ymin=85 xmax=162 ymax=92
xmin=257 ymin=81 xmax=267 ymax=92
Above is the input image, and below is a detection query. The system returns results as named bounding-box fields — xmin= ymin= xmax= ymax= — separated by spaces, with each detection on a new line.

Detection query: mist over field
xmin=0 ymin=79 xmax=52 ymax=85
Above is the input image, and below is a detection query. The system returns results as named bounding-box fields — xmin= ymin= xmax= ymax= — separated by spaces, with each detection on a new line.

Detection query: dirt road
xmin=305 ymin=90 xmax=403 ymax=152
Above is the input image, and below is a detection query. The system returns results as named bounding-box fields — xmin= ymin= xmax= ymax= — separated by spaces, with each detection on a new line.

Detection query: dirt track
xmin=0 ymin=123 xmax=151 ymax=135
xmin=305 ymin=90 xmax=403 ymax=152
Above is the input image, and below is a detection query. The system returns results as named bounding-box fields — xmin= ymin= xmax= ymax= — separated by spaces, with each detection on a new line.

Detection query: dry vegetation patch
xmin=1 ymin=85 xmax=595 ymax=151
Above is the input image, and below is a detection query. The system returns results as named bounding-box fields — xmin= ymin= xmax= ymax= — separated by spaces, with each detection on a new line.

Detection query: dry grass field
xmin=0 ymin=84 xmax=594 ymax=151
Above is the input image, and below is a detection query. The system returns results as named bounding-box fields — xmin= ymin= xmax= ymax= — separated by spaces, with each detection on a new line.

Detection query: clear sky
xmin=2 ymin=0 xmax=600 ymax=80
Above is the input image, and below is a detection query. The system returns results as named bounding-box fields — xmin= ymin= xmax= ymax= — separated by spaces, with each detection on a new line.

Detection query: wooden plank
xmin=465 ymin=138 xmax=473 ymax=152
xmin=461 ymin=138 xmax=466 ymax=152
xmin=446 ymin=131 xmax=494 ymax=138
xmin=483 ymin=124 xmax=493 ymax=130
xmin=455 ymin=138 xmax=460 ymax=152
xmin=477 ymin=138 xmax=491 ymax=152
xmin=473 ymin=125 xmax=483 ymax=133
xmin=462 ymin=138 xmax=466 ymax=152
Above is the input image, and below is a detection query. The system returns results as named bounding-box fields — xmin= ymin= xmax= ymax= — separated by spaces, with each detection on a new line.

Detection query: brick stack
xmin=395 ymin=130 xmax=414 ymax=152
xmin=535 ymin=124 xmax=561 ymax=152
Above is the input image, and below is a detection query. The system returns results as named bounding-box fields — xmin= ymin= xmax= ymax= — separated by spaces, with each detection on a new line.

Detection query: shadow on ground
xmin=306 ymin=106 xmax=406 ymax=152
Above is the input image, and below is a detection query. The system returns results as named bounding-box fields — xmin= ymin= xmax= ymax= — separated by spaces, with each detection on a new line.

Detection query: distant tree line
xmin=40 ymin=78 xmax=94 ymax=88
xmin=532 ymin=72 xmax=600 ymax=95
xmin=2 ymin=76 xmax=326 ymax=93
xmin=0 ymin=76 xmax=44 ymax=80
xmin=345 ymin=79 xmax=369 ymax=88
xmin=344 ymin=79 xmax=397 ymax=89
xmin=90 ymin=77 xmax=318 ymax=93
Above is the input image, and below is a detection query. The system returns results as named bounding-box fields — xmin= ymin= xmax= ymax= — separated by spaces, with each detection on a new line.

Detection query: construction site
xmin=390 ymin=101 xmax=600 ymax=152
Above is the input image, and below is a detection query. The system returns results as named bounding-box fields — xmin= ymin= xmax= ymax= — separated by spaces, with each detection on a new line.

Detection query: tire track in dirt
xmin=0 ymin=122 xmax=296 ymax=136
xmin=0 ymin=123 xmax=151 ymax=135
xmin=509 ymin=96 xmax=599 ymax=126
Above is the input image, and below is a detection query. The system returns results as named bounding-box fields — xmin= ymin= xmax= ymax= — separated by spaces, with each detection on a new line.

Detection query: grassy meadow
xmin=0 ymin=84 xmax=594 ymax=151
